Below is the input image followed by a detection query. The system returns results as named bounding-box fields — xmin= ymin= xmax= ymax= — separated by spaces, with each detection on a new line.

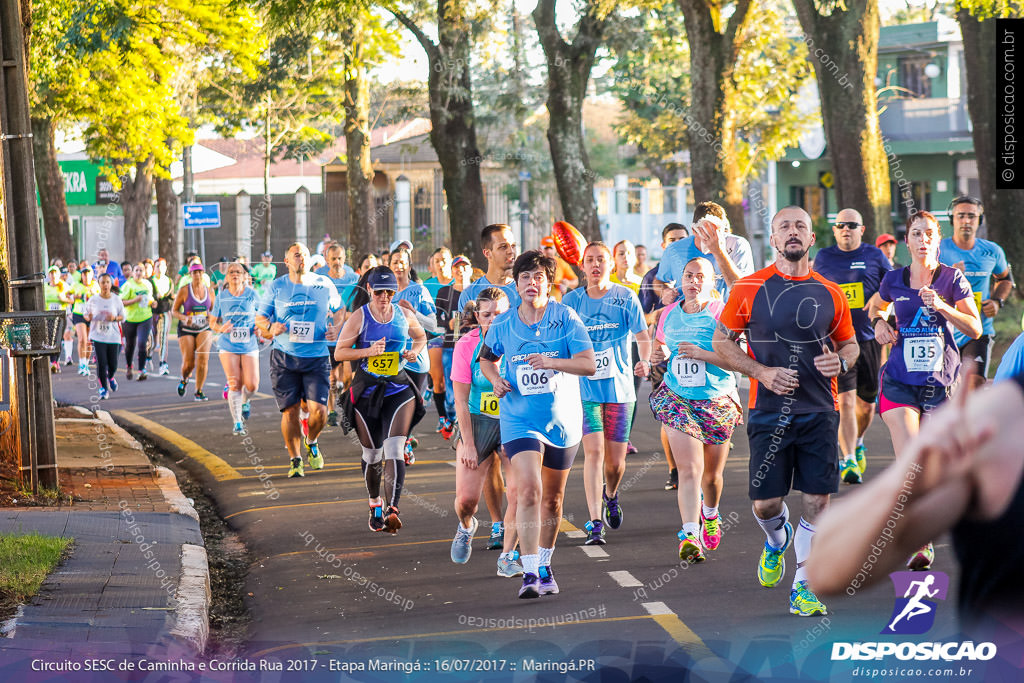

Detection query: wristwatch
xmin=839 ymin=357 xmax=849 ymax=375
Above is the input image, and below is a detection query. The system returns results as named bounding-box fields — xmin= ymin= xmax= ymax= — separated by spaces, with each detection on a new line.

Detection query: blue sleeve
xmin=655 ymin=246 xmax=678 ymax=284
xmin=994 ymin=243 xmax=1010 ymax=276
xmin=211 ymin=296 xmax=223 ymax=318
xmin=416 ymin=286 xmax=436 ymax=315
xmin=995 ymin=334 xmax=1024 ymax=382
xmin=878 ymin=271 xmax=892 ymax=303
xmin=564 ymin=307 xmax=594 ymax=356
xmin=483 ymin=320 xmax=503 ymax=357
xmin=458 ymin=286 xmax=471 ymax=312
xmin=626 ymin=292 xmax=646 ymax=334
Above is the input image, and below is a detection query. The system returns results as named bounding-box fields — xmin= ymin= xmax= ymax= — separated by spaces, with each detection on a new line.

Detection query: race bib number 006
xmin=479 ymin=391 xmax=499 ymax=416
xmin=589 ymin=347 xmax=615 ymax=381
xmin=671 ymin=356 xmax=707 ymax=388
xmin=904 ymin=336 xmax=943 ymax=373
xmin=289 ymin=320 xmax=314 ymax=343
xmin=516 ymin=364 xmax=556 ymax=396
xmin=367 ymin=351 xmax=399 ymax=376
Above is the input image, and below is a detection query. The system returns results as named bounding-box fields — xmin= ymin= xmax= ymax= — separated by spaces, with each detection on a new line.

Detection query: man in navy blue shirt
xmin=812 ymin=208 xmax=892 ymax=484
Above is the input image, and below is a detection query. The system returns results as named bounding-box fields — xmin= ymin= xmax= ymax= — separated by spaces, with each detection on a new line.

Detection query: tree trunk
xmin=31 ymin=116 xmax=74 ymax=261
xmin=533 ymin=0 xmax=605 ymax=242
xmin=119 ymin=158 xmax=155 ymax=262
xmin=155 ymin=176 xmax=179 ymax=275
xmin=958 ymin=9 xmax=1024 ymax=274
xmin=677 ymin=0 xmax=753 ymax=237
xmin=344 ymin=41 xmax=374 ymax=258
xmin=793 ymin=0 xmax=892 ymax=240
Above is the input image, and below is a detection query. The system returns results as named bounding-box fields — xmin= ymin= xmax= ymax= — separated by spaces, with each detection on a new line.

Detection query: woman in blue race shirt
xmin=479 ymin=250 xmax=596 ymax=600
xmin=210 ymin=261 xmax=265 ymax=436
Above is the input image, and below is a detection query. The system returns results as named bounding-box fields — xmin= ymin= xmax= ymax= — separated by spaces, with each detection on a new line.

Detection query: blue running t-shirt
xmin=938 ymin=237 xmax=1009 ymax=343
xmin=393 ymin=282 xmax=435 ymax=373
xmin=257 ymin=273 xmax=342 ymax=358
xmin=458 ymin=275 xmax=521 ymax=312
xmin=211 ymin=286 xmax=260 ymax=354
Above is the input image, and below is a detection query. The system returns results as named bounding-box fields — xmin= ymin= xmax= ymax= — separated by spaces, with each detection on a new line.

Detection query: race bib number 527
xmin=289 ymin=320 xmax=314 ymax=343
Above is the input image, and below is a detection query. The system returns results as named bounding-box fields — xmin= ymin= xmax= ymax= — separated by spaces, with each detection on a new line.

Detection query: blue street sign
xmin=183 ymin=202 xmax=221 ymax=229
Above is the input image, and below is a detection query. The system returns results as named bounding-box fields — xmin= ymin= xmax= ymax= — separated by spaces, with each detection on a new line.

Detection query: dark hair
xmin=949 ymin=195 xmax=983 ymax=214
xmin=583 ymin=241 xmax=612 ymax=259
xmin=662 ymin=222 xmax=688 ymax=240
xmin=355 ymin=253 xmax=377 ymax=272
xmin=349 ymin=265 xmax=397 ymax=311
xmin=462 ymin=286 xmax=510 ymax=328
xmin=692 ymin=201 xmax=727 ymax=225
xmin=512 ymin=250 xmax=556 ymax=286
xmin=481 ymin=224 xmax=511 ymax=250
xmin=906 ymin=210 xmax=940 ymax=234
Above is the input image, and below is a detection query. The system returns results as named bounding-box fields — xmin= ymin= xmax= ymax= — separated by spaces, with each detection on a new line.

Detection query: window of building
xmin=898 ymin=56 xmax=933 ymax=98
xmin=790 ymin=185 xmax=826 ymax=220
xmin=891 ymin=180 xmax=931 ymax=231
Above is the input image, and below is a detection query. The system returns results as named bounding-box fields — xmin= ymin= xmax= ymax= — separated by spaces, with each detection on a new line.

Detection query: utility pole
xmin=0 ymin=0 xmax=59 ymax=489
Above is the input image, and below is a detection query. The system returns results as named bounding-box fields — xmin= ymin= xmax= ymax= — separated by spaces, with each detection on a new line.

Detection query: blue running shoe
xmin=177 ymin=378 xmax=186 ymax=396
xmin=109 ymin=378 xmax=118 ymax=392
xmin=584 ymin=519 xmax=606 ymax=545
xmin=539 ymin=566 xmax=559 ymax=595
xmin=368 ymin=500 xmax=385 ymax=532
xmin=496 ymin=554 xmax=524 ymax=578
xmin=241 ymin=401 xmax=251 ymax=421
xmin=602 ymin=486 xmax=623 ymax=529
xmin=519 ymin=573 xmax=540 ymax=599
xmin=486 ymin=522 xmax=504 ymax=550
xmin=232 ymin=422 xmax=246 ymax=436
xmin=758 ymin=522 xmax=793 ymax=588
xmin=98 ymin=388 xmax=108 ymax=400
xmin=451 ymin=517 xmax=478 ymax=564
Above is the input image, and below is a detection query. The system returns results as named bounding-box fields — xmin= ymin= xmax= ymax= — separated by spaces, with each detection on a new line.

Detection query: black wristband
xmin=871 ymin=317 xmax=886 ymax=328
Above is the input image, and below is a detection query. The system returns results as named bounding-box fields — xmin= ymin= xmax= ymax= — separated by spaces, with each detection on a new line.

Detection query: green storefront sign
xmin=58 ymin=160 xmax=118 ymax=206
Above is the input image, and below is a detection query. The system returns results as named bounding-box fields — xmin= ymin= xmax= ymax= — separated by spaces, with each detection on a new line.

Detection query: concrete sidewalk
xmin=0 ymin=407 xmax=210 ymax=662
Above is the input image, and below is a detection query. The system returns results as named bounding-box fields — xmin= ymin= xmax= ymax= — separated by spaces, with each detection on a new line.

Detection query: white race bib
xmin=47 ymin=303 xmax=63 ymax=311
xmin=903 ymin=336 xmax=943 ymax=372
xmin=516 ymin=364 xmax=557 ymax=396
xmin=590 ymin=347 xmax=615 ymax=381
xmin=229 ymin=327 xmax=250 ymax=344
xmin=94 ymin=321 xmax=112 ymax=334
xmin=671 ymin=356 xmax=707 ymax=388
xmin=289 ymin=320 xmax=314 ymax=343
xmin=189 ymin=313 xmax=208 ymax=328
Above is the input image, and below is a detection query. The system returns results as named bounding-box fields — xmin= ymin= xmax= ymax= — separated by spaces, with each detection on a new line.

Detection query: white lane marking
xmin=641 ymin=601 xmax=673 ymax=616
xmin=580 ymin=546 xmax=609 ymax=558
xmin=608 ymin=570 xmax=643 ymax=587
xmin=564 ymin=531 xmax=586 ymax=539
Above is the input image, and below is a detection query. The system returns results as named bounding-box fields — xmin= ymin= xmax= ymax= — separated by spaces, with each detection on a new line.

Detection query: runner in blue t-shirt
xmin=315 ymin=243 xmax=357 ymax=428
xmin=938 ymin=196 xmax=1015 ymax=387
xmin=868 ymin=211 xmax=981 ymax=572
xmin=458 ymin=224 xmax=521 ymax=312
xmin=255 ymin=243 xmax=343 ymax=478
xmin=812 ymin=208 xmax=893 ymax=484
xmin=210 ymin=261 xmax=264 ymax=436
xmin=564 ymin=242 xmax=651 ymax=546
xmin=479 ymin=250 xmax=595 ymax=600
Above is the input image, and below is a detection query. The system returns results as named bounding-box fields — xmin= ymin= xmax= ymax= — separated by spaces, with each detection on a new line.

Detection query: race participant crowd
xmin=45 ymin=196 xmax=1024 ymax=624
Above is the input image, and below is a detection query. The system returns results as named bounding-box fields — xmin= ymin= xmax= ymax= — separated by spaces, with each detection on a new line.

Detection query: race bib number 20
xmin=589 ymin=347 xmax=615 ymax=381
xmin=516 ymin=364 xmax=557 ymax=396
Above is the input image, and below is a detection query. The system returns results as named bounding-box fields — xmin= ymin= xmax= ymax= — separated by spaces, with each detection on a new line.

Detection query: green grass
xmin=0 ymin=533 xmax=72 ymax=612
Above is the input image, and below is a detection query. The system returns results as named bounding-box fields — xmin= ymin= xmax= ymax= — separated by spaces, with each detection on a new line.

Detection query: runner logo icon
xmin=882 ymin=571 xmax=949 ymax=635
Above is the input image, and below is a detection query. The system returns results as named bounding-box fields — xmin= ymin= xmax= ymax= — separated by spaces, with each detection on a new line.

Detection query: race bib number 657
xmin=516 ymin=364 xmax=556 ymax=396
xmin=367 ymin=351 xmax=399 ymax=376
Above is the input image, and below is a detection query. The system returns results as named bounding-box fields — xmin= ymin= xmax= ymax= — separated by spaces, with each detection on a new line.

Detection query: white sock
xmin=300 ymin=408 xmax=310 ymax=421
xmin=522 ymin=554 xmax=539 ymax=576
xmin=844 ymin=452 xmax=855 ymax=463
xmin=702 ymin=504 xmax=718 ymax=519
xmin=227 ymin=390 xmax=243 ymax=424
xmin=754 ymin=503 xmax=790 ymax=550
xmin=241 ymin=386 xmax=253 ymax=402
xmin=539 ymin=546 xmax=553 ymax=567
xmin=682 ymin=522 xmax=700 ymax=537
xmin=62 ymin=340 xmax=73 ymax=359
xmin=856 ymin=436 xmax=864 ymax=447
xmin=793 ymin=517 xmax=816 ymax=586
xmin=499 ymin=552 xmax=509 ymax=561
xmin=460 ymin=520 xmax=474 ymax=532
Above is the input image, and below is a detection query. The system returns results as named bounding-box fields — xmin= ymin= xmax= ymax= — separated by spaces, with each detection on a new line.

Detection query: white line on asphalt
xmin=564 ymin=531 xmax=586 ymax=539
xmin=641 ymin=601 xmax=673 ymax=616
xmin=608 ymin=570 xmax=643 ymax=587
xmin=580 ymin=546 xmax=609 ymax=558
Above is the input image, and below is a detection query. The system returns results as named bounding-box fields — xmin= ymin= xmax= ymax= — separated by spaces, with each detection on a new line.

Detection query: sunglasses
xmin=371 ymin=289 xmax=396 ymax=297
xmin=834 ymin=222 xmax=862 ymax=230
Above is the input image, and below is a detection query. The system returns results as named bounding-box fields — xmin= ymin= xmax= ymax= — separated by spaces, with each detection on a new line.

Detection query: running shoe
xmin=222 ymin=384 xmax=228 ymax=400
xmin=98 ymin=388 xmax=108 ymax=400
xmin=177 ymin=378 xmax=187 ymax=396
xmin=790 ymin=580 xmax=828 ymax=616
xmin=126 ymin=367 xmax=133 ymax=380
xmin=305 ymin=440 xmax=324 ymax=470
xmin=64 ymin=357 xmax=73 ymax=366
xmin=626 ymin=441 xmax=638 ymax=454
xmin=602 ymin=486 xmax=623 ymax=529
xmin=665 ymin=469 xmax=678 ymax=491
xmin=486 ymin=522 xmax=504 ymax=550
xmin=496 ymin=554 xmax=524 ymax=578
xmin=137 ymin=370 xmax=147 ymax=381
xmin=78 ymin=364 xmax=89 ymax=376
xmin=50 ymin=362 xmax=60 ymax=374
xmin=907 ymin=542 xmax=934 ymax=571
xmin=701 ymin=511 xmax=722 ymax=550
xmin=584 ymin=519 xmax=606 ymax=546
xmin=841 ymin=457 xmax=862 ymax=485
xmin=109 ymin=378 xmax=118 ymax=392
xmin=241 ymin=401 xmax=251 ymax=421
xmin=194 ymin=391 xmax=209 ymax=402
xmin=159 ymin=362 xmax=170 ymax=376
xmin=539 ymin=566 xmax=559 ymax=595
xmin=435 ymin=417 xmax=446 ymax=433
xmin=404 ymin=438 xmax=416 ymax=466
xmin=288 ymin=457 xmax=304 ymax=478
xmin=89 ymin=354 xmax=96 ymax=364
xmin=451 ymin=517 xmax=478 ymax=564
xmin=519 ymin=573 xmax=540 ymax=599
xmin=368 ymin=501 xmax=385 ymax=532
xmin=384 ymin=506 xmax=402 ymax=534
xmin=855 ymin=443 xmax=867 ymax=475
xmin=326 ymin=410 xmax=339 ymax=426
xmin=424 ymin=388 xmax=433 ymax=403
xmin=758 ymin=522 xmax=793 ymax=588
xmin=232 ymin=422 xmax=246 ymax=436
xmin=678 ymin=530 xmax=706 ymax=563
xmin=440 ymin=418 xmax=455 ymax=441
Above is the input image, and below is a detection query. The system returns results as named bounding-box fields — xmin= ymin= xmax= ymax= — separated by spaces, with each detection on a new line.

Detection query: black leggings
xmin=123 ymin=319 xmax=151 ymax=370
xmin=94 ymin=341 xmax=120 ymax=390
xmin=354 ymin=388 xmax=416 ymax=449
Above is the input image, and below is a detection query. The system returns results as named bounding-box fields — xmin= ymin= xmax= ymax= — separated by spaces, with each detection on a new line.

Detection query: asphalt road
xmin=52 ymin=339 xmax=974 ymax=683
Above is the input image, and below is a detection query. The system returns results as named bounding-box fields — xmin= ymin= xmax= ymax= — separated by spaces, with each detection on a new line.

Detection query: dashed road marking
xmin=608 ymin=570 xmax=643 ymax=587
xmin=580 ymin=546 xmax=609 ymax=558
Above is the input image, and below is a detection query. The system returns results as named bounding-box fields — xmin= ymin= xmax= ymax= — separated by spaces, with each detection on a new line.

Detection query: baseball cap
xmin=189 ymin=262 xmax=205 ymax=272
xmin=452 ymin=255 xmax=471 ymax=268
xmin=540 ymin=236 xmax=555 ymax=248
xmin=875 ymin=233 xmax=897 ymax=247
xmin=367 ymin=268 xmax=399 ymax=291
xmin=47 ymin=265 xmax=61 ymax=274
xmin=389 ymin=239 xmax=413 ymax=253
xmin=261 ymin=251 xmax=272 ymax=258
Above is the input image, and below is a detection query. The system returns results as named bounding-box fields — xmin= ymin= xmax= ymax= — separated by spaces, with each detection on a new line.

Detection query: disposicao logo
xmin=883 ymin=571 xmax=948 ymax=635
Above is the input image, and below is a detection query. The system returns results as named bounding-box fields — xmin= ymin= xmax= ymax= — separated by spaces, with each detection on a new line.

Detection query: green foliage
xmin=953 ymin=0 xmax=1024 ymax=19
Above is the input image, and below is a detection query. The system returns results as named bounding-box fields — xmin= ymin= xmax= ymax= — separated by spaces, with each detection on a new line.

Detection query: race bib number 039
xmin=590 ymin=347 xmax=614 ymax=381
xmin=229 ymin=327 xmax=250 ymax=344
xmin=479 ymin=391 xmax=499 ymax=416
xmin=671 ymin=356 xmax=707 ymax=388
xmin=516 ymin=364 xmax=556 ymax=395
xmin=367 ymin=351 xmax=399 ymax=376
xmin=839 ymin=282 xmax=865 ymax=309
xmin=904 ymin=336 xmax=943 ymax=373
xmin=289 ymin=320 xmax=314 ymax=343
